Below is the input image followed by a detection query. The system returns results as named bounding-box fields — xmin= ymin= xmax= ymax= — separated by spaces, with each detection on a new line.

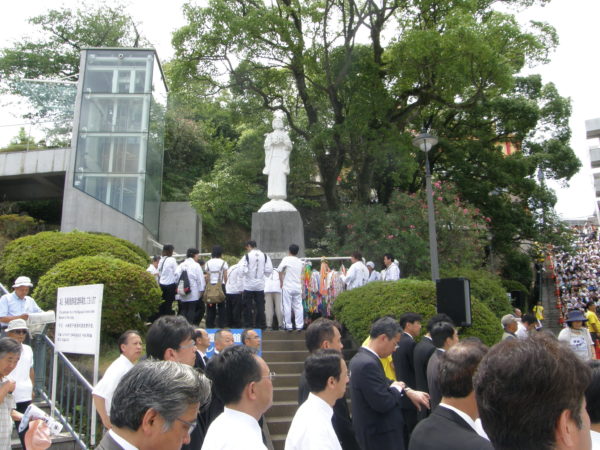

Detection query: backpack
xmin=177 ymin=269 xmax=191 ymax=296
xmin=203 ymin=262 xmax=226 ymax=304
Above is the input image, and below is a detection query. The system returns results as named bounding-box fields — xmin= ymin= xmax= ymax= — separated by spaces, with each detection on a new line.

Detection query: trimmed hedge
xmin=88 ymin=231 xmax=149 ymax=262
xmin=0 ymin=231 xmax=147 ymax=286
xmin=441 ymin=268 xmax=513 ymax=319
xmin=333 ymin=279 xmax=502 ymax=347
xmin=34 ymin=255 xmax=161 ymax=338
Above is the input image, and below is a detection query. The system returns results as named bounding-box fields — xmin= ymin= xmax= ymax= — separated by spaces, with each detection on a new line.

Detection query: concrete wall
xmin=159 ymin=202 xmax=202 ymax=254
xmin=586 ymin=118 xmax=600 ymax=139
xmin=0 ymin=148 xmax=68 ymax=177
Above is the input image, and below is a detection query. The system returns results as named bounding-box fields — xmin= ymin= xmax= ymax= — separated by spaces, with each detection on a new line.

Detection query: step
xmin=262 ymin=350 xmax=308 ymax=362
xmin=272 ymin=386 xmax=299 ymax=402
xmin=263 ymin=330 xmax=305 ymax=341
xmin=270 ymin=434 xmax=286 ymax=450
xmin=262 ymin=339 xmax=307 ymax=351
xmin=273 ymin=372 xmax=302 ymax=388
xmin=268 ymin=361 xmax=305 ymax=374
xmin=265 ymin=416 xmax=293 ymax=435
xmin=269 ymin=400 xmax=299 ymax=417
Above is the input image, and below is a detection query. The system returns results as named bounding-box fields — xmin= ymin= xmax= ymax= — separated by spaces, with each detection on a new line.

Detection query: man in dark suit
xmin=96 ymin=360 xmax=211 ymax=450
xmin=193 ymin=328 xmax=210 ymax=372
xmin=392 ymin=312 xmax=422 ymax=446
xmin=409 ymin=340 xmax=493 ymax=450
xmin=349 ymin=317 xmax=430 ymax=450
xmin=298 ymin=318 xmax=360 ymax=450
xmin=427 ymin=321 xmax=459 ymax=411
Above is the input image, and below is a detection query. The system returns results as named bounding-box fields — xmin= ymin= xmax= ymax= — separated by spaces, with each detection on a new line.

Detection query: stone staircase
xmin=262 ymin=330 xmax=308 ymax=450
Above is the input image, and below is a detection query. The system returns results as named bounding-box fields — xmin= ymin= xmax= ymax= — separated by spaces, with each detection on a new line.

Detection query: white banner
xmin=55 ymin=284 xmax=103 ymax=355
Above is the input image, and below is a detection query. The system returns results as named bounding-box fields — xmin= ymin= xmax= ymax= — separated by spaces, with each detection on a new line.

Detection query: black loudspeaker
xmin=436 ymin=278 xmax=472 ymax=327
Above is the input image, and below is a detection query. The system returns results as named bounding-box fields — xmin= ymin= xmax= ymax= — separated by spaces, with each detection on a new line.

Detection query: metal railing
xmin=33 ymin=332 xmax=95 ymax=449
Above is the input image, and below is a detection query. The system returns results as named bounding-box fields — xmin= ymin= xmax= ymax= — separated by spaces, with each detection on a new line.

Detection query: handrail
xmin=33 ymin=332 xmax=96 ymax=449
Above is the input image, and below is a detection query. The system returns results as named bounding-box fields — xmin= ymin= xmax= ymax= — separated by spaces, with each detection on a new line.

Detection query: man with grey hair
xmin=96 ymin=360 xmax=211 ymax=450
xmin=500 ymin=314 xmax=518 ymax=341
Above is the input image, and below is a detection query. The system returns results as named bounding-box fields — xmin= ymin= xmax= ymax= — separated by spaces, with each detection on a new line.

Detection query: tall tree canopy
xmin=171 ymin=0 xmax=579 ymax=255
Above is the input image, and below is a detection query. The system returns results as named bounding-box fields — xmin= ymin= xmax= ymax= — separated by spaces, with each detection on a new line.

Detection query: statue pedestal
xmin=251 ymin=210 xmax=305 ymax=264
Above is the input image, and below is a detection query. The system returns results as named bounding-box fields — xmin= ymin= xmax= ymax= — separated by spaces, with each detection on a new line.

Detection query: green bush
xmin=441 ymin=268 xmax=512 ymax=319
xmin=88 ymin=231 xmax=149 ymax=262
xmin=501 ymin=279 xmax=529 ymax=295
xmin=33 ymin=255 xmax=161 ymax=338
xmin=0 ymin=231 xmax=147 ymax=286
xmin=333 ymin=279 xmax=502 ymax=347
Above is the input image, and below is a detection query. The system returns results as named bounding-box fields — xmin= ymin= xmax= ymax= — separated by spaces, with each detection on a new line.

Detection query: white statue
xmin=258 ymin=116 xmax=297 ymax=212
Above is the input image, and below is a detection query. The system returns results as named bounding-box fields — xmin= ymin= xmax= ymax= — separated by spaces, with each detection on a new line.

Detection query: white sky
xmin=0 ymin=0 xmax=598 ymax=220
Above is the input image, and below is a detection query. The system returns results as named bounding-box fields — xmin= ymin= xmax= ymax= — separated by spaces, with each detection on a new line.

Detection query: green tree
xmin=171 ymin=0 xmax=577 ymax=260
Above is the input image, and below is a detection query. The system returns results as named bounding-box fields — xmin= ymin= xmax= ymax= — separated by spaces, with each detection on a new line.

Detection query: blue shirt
xmin=0 ymin=292 xmax=42 ymax=327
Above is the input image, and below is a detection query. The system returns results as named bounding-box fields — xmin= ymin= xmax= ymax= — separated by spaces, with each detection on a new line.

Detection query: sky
xmin=0 ymin=0 xmax=598 ymax=220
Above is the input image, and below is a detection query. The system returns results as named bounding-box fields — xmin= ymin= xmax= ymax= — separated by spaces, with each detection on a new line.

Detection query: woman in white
xmin=146 ymin=255 xmax=160 ymax=283
xmin=558 ymin=310 xmax=596 ymax=361
xmin=176 ymin=248 xmax=205 ymax=325
xmin=6 ymin=319 xmax=34 ymax=448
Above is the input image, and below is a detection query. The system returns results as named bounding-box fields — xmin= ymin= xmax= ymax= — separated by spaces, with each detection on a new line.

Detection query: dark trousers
xmin=226 ymin=293 xmax=243 ymax=328
xmin=180 ymin=301 xmax=204 ymax=326
xmin=15 ymin=400 xmax=31 ymax=448
xmin=402 ymin=407 xmax=418 ymax=448
xmin=158 ymin=283 xmax=177 ymax=316
xmin=206 ymin=302 xmax=227 ymax=328
xmin=243 ymin=290 xmax=266 ymax=328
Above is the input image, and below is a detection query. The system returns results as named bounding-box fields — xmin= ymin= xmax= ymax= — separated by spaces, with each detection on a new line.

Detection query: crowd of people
xmin=5 ymin=230 xmax=600 ymax=449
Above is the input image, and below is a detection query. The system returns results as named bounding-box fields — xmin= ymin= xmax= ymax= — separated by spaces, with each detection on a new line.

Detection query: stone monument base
xmin=258 ymin=199 xmax=297 ymax=212
xmin=251 ymin=210 xmax=305 ymax=263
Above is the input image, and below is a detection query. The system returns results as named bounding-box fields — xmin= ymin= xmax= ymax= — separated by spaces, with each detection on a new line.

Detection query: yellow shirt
xmin=362 ymin=337 xmax=396 ymax=381
xmin=533 ymin=305 xmax=544 ymax=321
xmin=586 ymin=311 xmax=600 ymax=335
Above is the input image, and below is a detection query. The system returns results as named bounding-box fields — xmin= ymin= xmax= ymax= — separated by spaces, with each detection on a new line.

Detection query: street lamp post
xmin=413 ymin=130 xmax=440 ymax=281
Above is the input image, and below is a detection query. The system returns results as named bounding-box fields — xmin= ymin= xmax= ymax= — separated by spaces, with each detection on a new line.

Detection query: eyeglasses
xmin=10 ymin=330 xmax=27 ymax=335
xmin=175 ymin=417 xmax=197 ymax=435
xmin=179 ymin=341 xmax=196 ymax=351
xmin=262 ymin=371 xmax=276 ymax=381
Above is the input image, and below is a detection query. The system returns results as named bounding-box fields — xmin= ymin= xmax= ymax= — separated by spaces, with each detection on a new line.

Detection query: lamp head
xmin=412 ymin=130 xmax=438 ymax=153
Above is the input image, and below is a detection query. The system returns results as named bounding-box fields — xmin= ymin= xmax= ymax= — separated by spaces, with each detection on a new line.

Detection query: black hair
xmin=439 ymin=340 xmax=488 ymax=398
xmin=586 ymin=360 xmax=600 ymax=423
xmin=118 ymin=330 xmax=140 ymax=354
xmin=246 ymin=240 xmax=257 ymax=248
xmin=400 ymin=312 xmax=422 ymax=329
xmin=289 ymin=244 xmax=299 ymax=256
xmin=162 ymin=244 xmax=174 ymax=257
xmin=426 ymin=313 xmax=455 ymax=333
xmin=305 ymin=349 xmax=343 ymax=393
xmin=305 ymin=318 xmax=340 ymax=353
xmin=206 ymin=345 xmax=262 ymax=405
xmin=146 ymin=316 xmax=194 ymax=360
xmin=186 ymin=248 xmax=200 ymax=259
xmin=431 ymin=321 xmax=456 ymax=348
xmin=212 ymin=245 xmax=223 ymax=258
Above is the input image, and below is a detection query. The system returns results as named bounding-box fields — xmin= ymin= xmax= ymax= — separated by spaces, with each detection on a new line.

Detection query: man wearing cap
xmin=0 ymin=277 xmax=42 ymax=332
xmin=366 ymin=262 xmax=381 ymax=283
xmin=5 ymin=319 xmax=34 ymax=448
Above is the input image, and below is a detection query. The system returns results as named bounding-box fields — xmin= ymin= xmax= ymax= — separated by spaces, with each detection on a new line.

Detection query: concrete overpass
xmin=0 ymin=148 xmax=68 ymax=201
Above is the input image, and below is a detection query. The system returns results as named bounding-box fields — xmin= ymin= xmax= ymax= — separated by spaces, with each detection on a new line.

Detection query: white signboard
xmin=55 ymin=284 xmax=103 ymax=355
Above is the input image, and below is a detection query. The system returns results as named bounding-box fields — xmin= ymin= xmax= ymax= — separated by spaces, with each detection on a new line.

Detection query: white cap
xmin=13 ymin=276 xmax=33 ymax=288
xmin=366 ymin=261 xmax=375 ymax=269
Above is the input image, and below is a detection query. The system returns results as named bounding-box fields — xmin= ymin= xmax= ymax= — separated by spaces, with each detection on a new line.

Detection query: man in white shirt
xmin=93 ymin=330 xmax=143 ymax=429
xmin=516 ymin=314 xmax=537 ymax=340
xmin=146 ymin=256 xmax=160 ymax=283
xmin=341 ymin=252 xmax=369 ymax=291
xmin=382 ymin=253 xmax=400 ymax=281
xmin=241 ymin=240 xmax=273 ymax=329
xmin=96 ymin=360 xmax=211 ymax=450
xmin=286 ymin=349 xmax=349 ymax=450
xmin=409 ymin=341 xmax=492 ymax=449
xmin=225 ymin=262 xmax=244 ymax=328
xmin=0 ymin=276 xmax=43 ymax=332
xmin=202 ymin=346 xmax=273 ymax=450
xmin=366 ymin=261 xmax=381 ymax=283
xmin=205 ymin=246 xmax=229 ymax=328
xmin=157 ymin=244 xmax=178 ymax=317
xmin=176 ymin=248 xmax=206 ymax=326
xmin=277 ymin=244 xmax=305 ymax=331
